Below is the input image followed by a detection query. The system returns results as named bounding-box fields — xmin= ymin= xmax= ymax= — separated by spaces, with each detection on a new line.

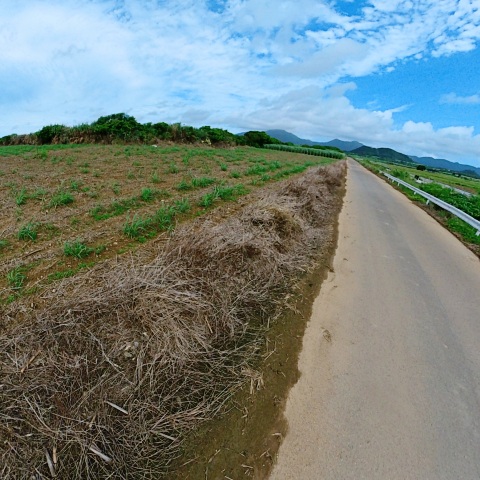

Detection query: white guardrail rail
xmin=382 ymin=172 xmax=480 ymax=236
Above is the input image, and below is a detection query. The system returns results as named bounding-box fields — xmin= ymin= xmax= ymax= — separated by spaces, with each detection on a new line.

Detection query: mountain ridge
xmin=263 ymin=129 xmax=479 ymax=176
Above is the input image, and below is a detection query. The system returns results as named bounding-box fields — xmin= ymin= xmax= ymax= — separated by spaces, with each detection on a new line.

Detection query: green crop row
xmin=263 ymin=144 xmax=345 ymax=159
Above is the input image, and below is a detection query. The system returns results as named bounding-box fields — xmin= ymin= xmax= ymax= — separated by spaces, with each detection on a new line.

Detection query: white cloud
xmin=0 ymin=0 xmax=480 ymax=166
xmin=440 ymin=92 xmax=480 ymax=104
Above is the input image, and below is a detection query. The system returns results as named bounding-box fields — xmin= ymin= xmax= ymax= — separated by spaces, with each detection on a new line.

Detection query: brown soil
xmin=0 ymin=144 xmax=333 ymax=301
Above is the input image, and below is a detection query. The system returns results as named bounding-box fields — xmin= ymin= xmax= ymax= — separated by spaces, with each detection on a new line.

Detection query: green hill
xmin=351 ymin=146 xmax=413 ymax=164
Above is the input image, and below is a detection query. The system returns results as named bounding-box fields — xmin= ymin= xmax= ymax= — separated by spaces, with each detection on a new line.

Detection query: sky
xmin=1 ymin=0 xmax=480 ymax=166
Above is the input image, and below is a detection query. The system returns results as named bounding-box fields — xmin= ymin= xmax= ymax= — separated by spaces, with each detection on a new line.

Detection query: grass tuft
xmin=63 ymin=240 xmax=94 ymax=259
xmin=18 ymin=222 xmax=38 ymax=241
xmin=49 ymin=191 xmax=74 ymax=208
xmin=7 ymin=266 xmax=26 ymax=290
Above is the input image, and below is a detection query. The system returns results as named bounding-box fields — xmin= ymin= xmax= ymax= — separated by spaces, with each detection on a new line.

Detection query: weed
xmin=70 ymin=179 xmax=82 ymax=191
xmin=63 ymin=240 xmax=94 ymax=259
xmin=141 ymin=188 xmax=154 ymax=202
xmin=80 ymin=168 xmax=90 ymax=174
xmin=151 ymin=171 xmax=161 ymax=184
xmin=32 ymin=188 xmax=47 ymax=200
xmin=0 ymin=239 xmax=9 ymax=251
xmin=220 ymin=163 xmax=228 ymax=171
xmin=174 ymin=198 xmax=191 ymax=213
xmin=123 ymin=215 xmax=151 ymax=239
xmin=94 ymin=245 xmax=106 ymax=255
xmin=49 ymin=191 xmax=74 ymax=208
xmin=245 ymin=164 xmax=268 ymax=176
xmin=15 ymin=188 xmax=28 ymax=206
xmin=127 ymin=171 xmax=135 ymax=179
xmin=230 ymin=171 xmax=241 ymax=179
xmin=191 ymin=177 xmax=216 ymax=188
xmin=168 ymin=163 xmax=179 ymax=174
xmin=198 ymin=190 xmax=218 ymax=208
xmin=7 ymin=267 xmax=26 ymax=290
xmin=216 ymin=184 xmax=247 ymax=201
xmin=176 ymin=180 xmax=192 ymax=191
xmin=48 ymin=269 xmax=77 ymax=282
xmin=154 ymin=206 xmax=176 ymax=230
xmin=18 ymin=222 xmax=38 ymax=241
xmin=111 ymin=182 xmax=121 ymax=195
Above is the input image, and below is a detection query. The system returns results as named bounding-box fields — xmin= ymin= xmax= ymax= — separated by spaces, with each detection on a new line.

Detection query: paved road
xmin=270 ymin=160 xmax=480 ymax=479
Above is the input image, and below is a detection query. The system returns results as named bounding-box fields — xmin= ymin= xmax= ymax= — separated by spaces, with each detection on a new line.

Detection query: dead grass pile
xmin=0 ymin=162 xmax=346 ymax=479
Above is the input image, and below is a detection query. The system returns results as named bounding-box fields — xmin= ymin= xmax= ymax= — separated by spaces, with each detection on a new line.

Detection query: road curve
xmin=270 ymin=160 xmax=480 ymax=480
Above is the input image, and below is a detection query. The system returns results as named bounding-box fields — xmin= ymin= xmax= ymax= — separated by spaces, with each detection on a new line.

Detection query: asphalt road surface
xmin=270 ymin=160 xmax=480 ymax=479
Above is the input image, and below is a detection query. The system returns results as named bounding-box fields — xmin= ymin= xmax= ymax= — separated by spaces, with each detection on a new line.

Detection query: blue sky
xmin=1 ymin=0 xmax=480 ymax=166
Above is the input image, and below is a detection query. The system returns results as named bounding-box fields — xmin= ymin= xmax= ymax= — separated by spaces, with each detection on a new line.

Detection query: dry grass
xmin=0 ymin=161 xmax=345 ymax=479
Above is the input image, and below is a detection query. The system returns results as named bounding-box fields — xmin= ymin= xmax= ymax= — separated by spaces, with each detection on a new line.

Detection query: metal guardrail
xmin=382 ymin=172 xmax=480 ymax=236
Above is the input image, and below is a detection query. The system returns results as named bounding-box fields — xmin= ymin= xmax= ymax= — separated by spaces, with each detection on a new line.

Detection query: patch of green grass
xmin=69 ymin=179 xmax=83 ymax=191
xmin=216 ymin=184 xmax=247 ymax=201
xmin=230 ymin=171 xmax=241 ymax=179
xmin=174 ymin=197 xmax=191 ymax=213
xmin=141 ymin=187 xmax=154 ymax=202
xmin=63 ymin=240 xmax=94 ymax=259
xmin=123 ymin=215 xmax=152 ymax=239
xmin=446 ymin=217 xmax=480 ymax=245
xmin=47 ymin=269 xmax=77 ymax=282
xmin=154 ymin=206 xmax=176 ymax=231
xmin=7 ymin=267 xmax=26 ymax=290
xmin=151 ymin=171 xmax=161 ymax=184
xmin=176 ymin=179 xmax=192 ymax=191
xmin=49 ymin=191 xmax=74 ymax=208
xmin=167 ymin=163 xmax=179 ymax=174
xmin=18 ymin=222 xmax=38 ymax=241
xmin=111 ymin=182 xmax=121 ymax=195
xmin=220 ymin=163 xmax=228 ymax=171
xmin=0 ymin=239 xmax=9 ymax=251
xmin=198 ymin=190 xmax=218 ymax=208
xmin=14 ymin=187 xmax=28 ymax=206
xmin=245 ymin=163 xmax=269 ymax=176
xmin=191 ymin=177 xmax=216 ymax=188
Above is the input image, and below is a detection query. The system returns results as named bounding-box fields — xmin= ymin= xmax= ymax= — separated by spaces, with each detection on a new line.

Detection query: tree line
xmin=0 ymin=113 xmax=285 ymax=148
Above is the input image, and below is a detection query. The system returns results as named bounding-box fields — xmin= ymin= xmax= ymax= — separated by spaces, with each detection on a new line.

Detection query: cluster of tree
xmin=0 ymin=113 xmax=284 ymax=149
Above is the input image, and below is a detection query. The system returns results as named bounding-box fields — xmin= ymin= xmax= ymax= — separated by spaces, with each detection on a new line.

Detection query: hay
xmin=0 ymin=162 xmax=346 ymax=479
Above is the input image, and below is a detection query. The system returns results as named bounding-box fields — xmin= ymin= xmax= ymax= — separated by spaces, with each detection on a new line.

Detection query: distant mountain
xmin=410 ymin=155 xmax=480 ymax=177
xmin=264 ymin=129 xmax=320 ymax=146
xmin=351 ymin=146 xmax=413 ymax=164
xmin=321 ymin=139 xmax=364 ymax=151
xmin=264 ymin=130 xmax=363 ymax=151
xmin=260 ymin=129 xmax=480 ymax=175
